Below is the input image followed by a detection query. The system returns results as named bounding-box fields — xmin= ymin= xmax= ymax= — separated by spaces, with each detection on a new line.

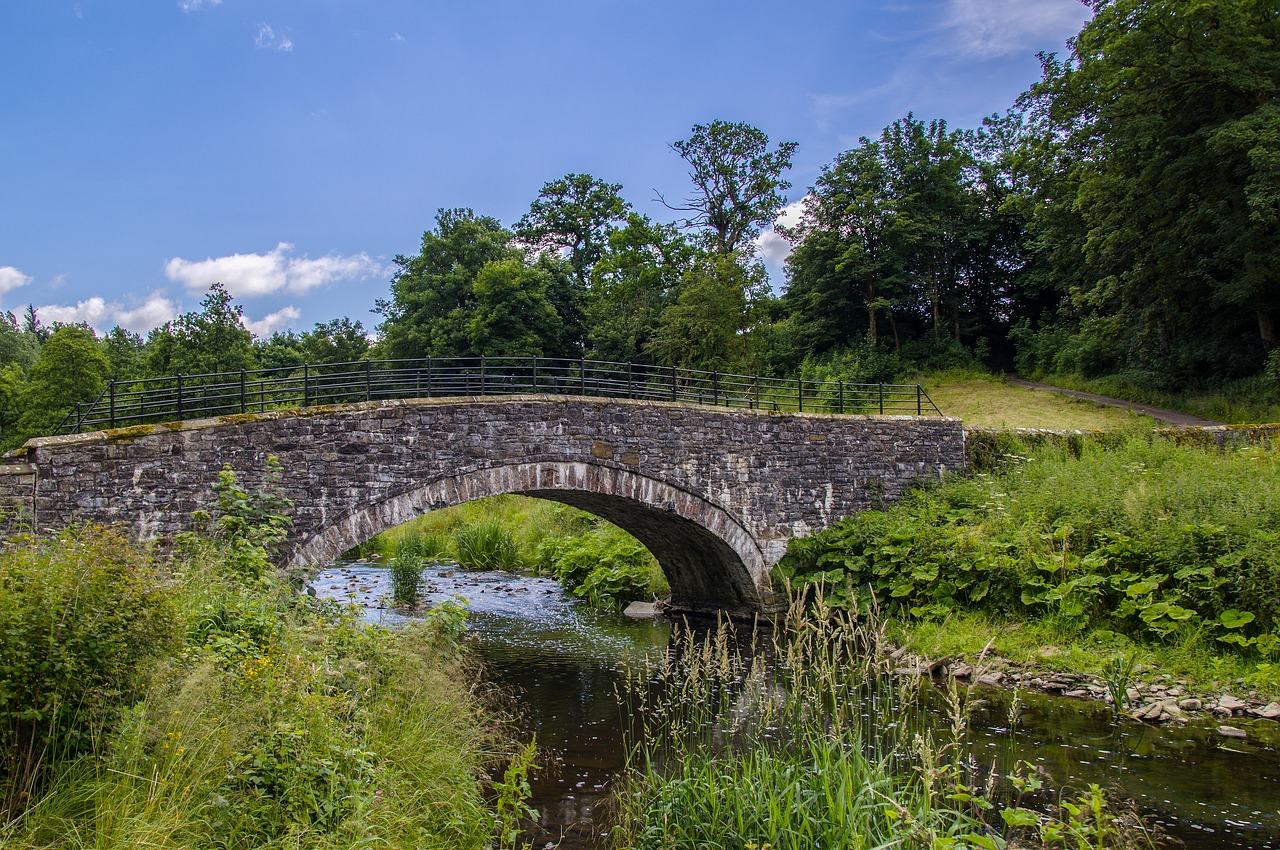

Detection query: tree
xmin=515 ymin=174 xmax=631 ymax=287
xmin=647 ymin=255 xmax=750 ymax=371
xmin=146 ymin=284 xmax=256 ymax=376
xmin=376 ymin=209 xmax=522 ymax=358
xmin=101 ymin=326 xmax=146 ymax=381
xmin=466 ymin=258 xmax=568 ymax=357
xmin=16 ymin=325 xmax=109 ymax=438
xmin=21 ymin=305 xmax=49 ymax=345
xmin=663 ymin=121 xmax=798 ymax=256
xmin=585 ymin=214 xmax=696 ymax=362
xmin=0 ymin=311 xmax=38 ymax=372
xmin=1019 ymin=0 xmax=1280 ymax=382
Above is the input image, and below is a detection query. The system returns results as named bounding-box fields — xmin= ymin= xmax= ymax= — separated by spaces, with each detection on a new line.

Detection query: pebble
xmin=1217 ymin=725 xmax=1248 ymax=739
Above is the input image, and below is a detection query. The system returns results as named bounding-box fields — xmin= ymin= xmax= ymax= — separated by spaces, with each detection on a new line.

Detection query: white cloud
xmin=754 ymin=198 xmax=808 ymax=267
xmin=941 ymin=0 xmax=1091 ymax=59
xmin=390 ymin=32 xmax=406 ymax=43
xmin=244 ymin=306 xmax=301 ymax=338
xmin=115 ymin=293 xmax=180 ymax=332
xmin=34 ymin=291 xmax=178 ymax=334
xmin=164 ymin=243 xmax=381 ymax=298
xmin=36 ymin=297 xmax=111 ymax=328
xmin=255 ymin=24 xmax=293 ymax=52
xmin=0 ymin=266 xmax=33 ymax=298
xmin=177 ymin=0 xmax=221 ymax=11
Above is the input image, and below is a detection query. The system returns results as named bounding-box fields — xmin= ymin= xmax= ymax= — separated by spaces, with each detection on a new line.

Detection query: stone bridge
xmin=0 ymin=395 xmax=965 ymax=614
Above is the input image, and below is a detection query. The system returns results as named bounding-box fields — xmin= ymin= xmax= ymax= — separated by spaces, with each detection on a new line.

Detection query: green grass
xmin=922 ymin=371 xmax=1155 ymax=430
xmin=1 ymin=522 xmax=505 ymax=849
xmin=1034 ymin=372 xmax=1280 ymax=425
xmin=778 ymin=432 xmax=1280 ymax=699
xmin=612 ymin=601 xmax=1156 ymax=850
xmin=364 ymin=494 xmax=670 ymax=609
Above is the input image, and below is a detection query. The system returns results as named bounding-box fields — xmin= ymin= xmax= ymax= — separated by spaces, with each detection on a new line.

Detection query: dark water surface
xmin=311 ymin=563 xmax=1280 ymax=849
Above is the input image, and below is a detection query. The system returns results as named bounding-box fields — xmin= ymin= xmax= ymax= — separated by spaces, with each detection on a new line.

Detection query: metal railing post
xmin=425 ymin=356 xmax=432 ymax=398
xmin=879 ymin=383 xmax=884 ymax=415
xmin=917 ymin=385 xmax=922 ymax=416
xmin=109 ymin=382 xmax=116 ymax=429
xmin=797 ymin=377 xmax=803 ymax=412
xmin=176 ymin=374 xmax=184 ymax=419
xmin=580 ymin=358 xmax=586 ymax=394
xmin=532 ymin=357 xmax=539 ymax=393
xmin=670 ymin=365 xmax=677 ymax=402
xmin=838 ymin=380 xmax=844 ymax=415
xmin=366 ymin=360 xmax=372 ymax=402
xmin=480 ymin=355 xmax=486 ymax=395
xmin=712 ymin=371 xmax=719 ymax=406
xmin=628 ymin=362 xmax=634 ymax=399
xmin=240 ymin=370 xmax=247 ymax=413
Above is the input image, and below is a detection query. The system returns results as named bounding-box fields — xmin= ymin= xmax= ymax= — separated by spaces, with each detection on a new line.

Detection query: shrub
xmin=452 ymin=522 xmax=522 ymax=571
xmin=0 ymin=526 xmax=176 ymax=816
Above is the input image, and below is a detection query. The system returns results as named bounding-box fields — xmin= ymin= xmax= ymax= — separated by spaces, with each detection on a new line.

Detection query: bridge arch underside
xmin=286 ymin=461 xmax=774 ymax=615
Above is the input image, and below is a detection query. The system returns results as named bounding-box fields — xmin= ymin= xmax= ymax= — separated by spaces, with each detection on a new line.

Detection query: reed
xmin=611 ymin=591 xmax=1157 ymax=849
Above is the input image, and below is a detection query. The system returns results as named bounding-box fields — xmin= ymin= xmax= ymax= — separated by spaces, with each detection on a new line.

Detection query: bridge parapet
xmin=5 ymin=395 xmax=964 ymax=614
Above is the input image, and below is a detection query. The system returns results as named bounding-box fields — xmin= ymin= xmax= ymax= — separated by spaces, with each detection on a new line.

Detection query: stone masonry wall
xmin=0 ymin=395 xmax=965 ymax=612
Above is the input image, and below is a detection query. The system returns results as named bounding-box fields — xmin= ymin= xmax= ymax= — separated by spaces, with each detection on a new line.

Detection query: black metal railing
xmin=56 ymin=357 xmax=942 ymax=434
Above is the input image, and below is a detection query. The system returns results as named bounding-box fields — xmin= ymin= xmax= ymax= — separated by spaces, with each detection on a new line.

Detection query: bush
xmin=452 ymin=521 xmax=523 ymax=571
xmin=538 ymin=525 xmax=665 ymax=609
xmin=0 ymin=526 xmax=176 ymax=816
xmin=777 ymin=434 xmax=1280 ymax=653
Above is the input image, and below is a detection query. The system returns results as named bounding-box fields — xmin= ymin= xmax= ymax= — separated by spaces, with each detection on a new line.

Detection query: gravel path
xmin=1006 ymin=377 xmax=1225 ymax=427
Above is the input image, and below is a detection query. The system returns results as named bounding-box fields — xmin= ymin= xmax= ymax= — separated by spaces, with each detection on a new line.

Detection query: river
xmin=310 ymin=562 xmax=1280 ymax=850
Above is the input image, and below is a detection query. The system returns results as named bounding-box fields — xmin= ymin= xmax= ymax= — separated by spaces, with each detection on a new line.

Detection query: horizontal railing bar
xmin=55 ymin=357 xmax=942 ymax=433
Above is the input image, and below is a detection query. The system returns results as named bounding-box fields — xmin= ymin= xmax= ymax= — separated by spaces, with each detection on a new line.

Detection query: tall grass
xmin=612 ymin=595 xmax=1156 ymax=849
xmin=779 ymin=432 xmax=1280 ymax=694
xmin=1 ymin=518 xmax=506 ymax=849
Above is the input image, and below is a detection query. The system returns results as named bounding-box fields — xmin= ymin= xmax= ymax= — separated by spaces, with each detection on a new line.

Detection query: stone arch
xmin=284 ymin=460 xmax=773 ymax=614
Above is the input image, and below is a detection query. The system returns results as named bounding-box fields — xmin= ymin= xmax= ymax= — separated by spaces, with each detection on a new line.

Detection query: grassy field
xmin=923 ymin=372 xmax=1155 ymax=429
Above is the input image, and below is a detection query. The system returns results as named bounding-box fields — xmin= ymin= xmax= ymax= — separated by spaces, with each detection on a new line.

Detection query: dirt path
xmin=1006 ymin=377 xmax=1225 ymax=427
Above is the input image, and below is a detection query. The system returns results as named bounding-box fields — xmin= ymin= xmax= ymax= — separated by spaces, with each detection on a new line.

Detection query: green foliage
xmin=146 ymin=283 xmax=257 ymax=377
xmin=390 ymin=553 xmax=424 ymax=607
xmin=666 ymin=120 xmax=798 ymax=256
xmin=537 ymin=525 xmax=664 ymax=609
xmin=0 ymin=526 xmax=176 ymax=815
xmin=515 ymin=172 xmax=630 ymax=287
xmin=615 ymin=607 xmax=1152 ymax=850
xmin=1017 ymin=0 xmax=1280 ymax=385
xmin=778 ymin=435 xmax=1280 ymax=654
xmin=451 ymin=521 xmax=523 ymax=571
xmin=208 ymin=455 xmax=294 ymax=580
xmin=16 ymin=323 xmax=110 ymax=438
xmin=647 ymin=253 xmax=751 ymax=371
xmin=2 ymin=474 xmax=503 ymax=848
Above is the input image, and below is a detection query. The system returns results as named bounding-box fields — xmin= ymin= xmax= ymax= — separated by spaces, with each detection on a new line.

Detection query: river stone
xmin=1249 ymin=702 xmax=1280 ymax=720
xmin=1178 ymin=698 xmax=1203 ymax=711
xmin=977 ymin=672 xmax=1004 ymax=687
xmin=1218 ymin=695 xmax=1248 ymax=712
xmin=1131 ymin=703 xmax=1165 ymax=721
xmin=949 ymin=663 xmax=973 ymax=679
xmin=623 ymin=601 xmax=660 ymax=619
xmin=1217 ymin=725 xmax=1248 ymax=739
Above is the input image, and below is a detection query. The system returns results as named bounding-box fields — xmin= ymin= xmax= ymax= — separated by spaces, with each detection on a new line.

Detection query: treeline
xmin=4 ymin=0 xmax=1277 ymax=449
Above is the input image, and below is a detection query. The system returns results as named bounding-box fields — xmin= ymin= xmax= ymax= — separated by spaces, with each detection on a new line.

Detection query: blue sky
xmin=1 ymin=0 xmax=1091 ymax=339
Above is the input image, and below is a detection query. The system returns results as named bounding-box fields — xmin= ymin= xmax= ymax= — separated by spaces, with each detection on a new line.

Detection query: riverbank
xmin=0 ymin=485 xmax=508 ymax=848
xmin=778 ymin=430 xmax=1280 ymax=706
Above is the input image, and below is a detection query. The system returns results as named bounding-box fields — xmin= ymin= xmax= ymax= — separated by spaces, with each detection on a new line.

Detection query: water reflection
xmin=311 ymin=563 xmax=1280 ymax=850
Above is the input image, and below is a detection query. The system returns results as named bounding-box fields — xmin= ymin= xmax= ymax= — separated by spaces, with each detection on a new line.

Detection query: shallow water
xmin=310 ymin=562 xmax=1280 ymax=849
